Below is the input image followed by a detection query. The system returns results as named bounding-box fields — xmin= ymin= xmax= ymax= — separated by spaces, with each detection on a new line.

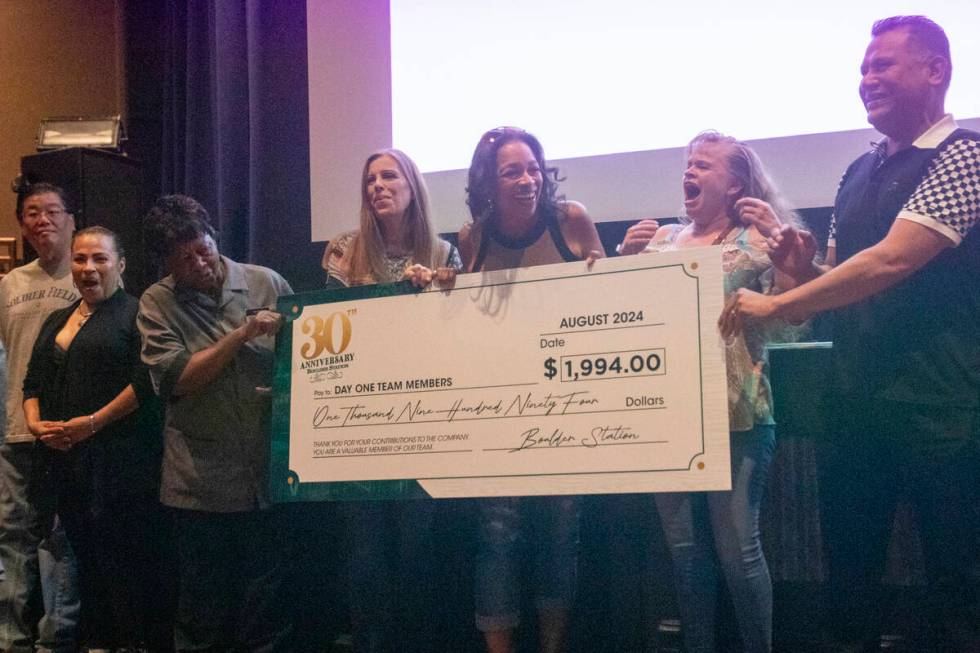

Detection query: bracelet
xmin=88 ymin=414 xmax=97 ymax=436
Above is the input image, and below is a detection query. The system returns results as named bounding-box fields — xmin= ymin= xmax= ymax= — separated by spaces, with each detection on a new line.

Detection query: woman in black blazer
xmin=23 ymin=226 xmax=173 ymax=653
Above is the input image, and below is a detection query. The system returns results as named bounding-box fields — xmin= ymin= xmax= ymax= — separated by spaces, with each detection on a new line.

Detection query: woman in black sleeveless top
xmin=461 ymin=127 xmax=603 ymax=653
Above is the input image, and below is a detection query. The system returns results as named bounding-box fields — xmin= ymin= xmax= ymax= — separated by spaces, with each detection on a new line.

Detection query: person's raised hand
xmin=766 ymin=223 xmax=818 ymax=280
xmin=242 ymin=309 xmax=284 ymax=341
xmin=618 ymin=219 xmax=660 ymax=255
xmin=735 ymin=197 xmax=781 ymax=237
xmin=404 ymin=263 xmax=434 ymax=288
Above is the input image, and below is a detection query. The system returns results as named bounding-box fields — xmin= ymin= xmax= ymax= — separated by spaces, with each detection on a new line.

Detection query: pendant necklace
xmin=78 ymin=303 xmax=94 ymax=327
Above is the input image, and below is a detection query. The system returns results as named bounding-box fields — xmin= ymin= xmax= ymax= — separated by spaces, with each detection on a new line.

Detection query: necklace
xmin=710 ymin=221 xmax=739 ymax=246
xmin=77 ymin=303 xmax=95 ymax=327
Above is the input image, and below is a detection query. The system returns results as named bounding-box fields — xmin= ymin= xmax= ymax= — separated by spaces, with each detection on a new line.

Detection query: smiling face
xmin=364 ymin=154 xmax=412 ymax=225
xmin=860 ymin=27 xmax=942 ymax=137
xmin=19 ymin=191 xmax=75 ymax=257
xmin=167 ymin=233 xmax=223 ymax=293
xmin=682 ymin=142 xmax=741 ymax=224
xmin=494 ymin=140 xmax=543 ymax=226
xmin=72 ymin=232 xmax=124 ymax=305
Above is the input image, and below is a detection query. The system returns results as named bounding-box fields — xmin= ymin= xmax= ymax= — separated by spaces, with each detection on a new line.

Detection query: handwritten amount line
xmin=539 ymin=322 xmax=665 ymax=337
xmin=313 ymin=448 xmax=472 ymax=459
xmin=316 ymin=381 xmax=537 ymax=401
xmin=313 ymin=405 xmax=667 ymax=429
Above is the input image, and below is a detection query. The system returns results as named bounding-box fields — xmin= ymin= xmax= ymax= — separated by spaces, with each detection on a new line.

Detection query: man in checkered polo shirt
xmin=721 ymin=14 xmax=979 ymax=652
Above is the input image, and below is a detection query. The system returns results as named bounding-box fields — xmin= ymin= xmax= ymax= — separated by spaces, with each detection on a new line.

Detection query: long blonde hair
xmin=348 ymin=148 xmax=441 ymax=283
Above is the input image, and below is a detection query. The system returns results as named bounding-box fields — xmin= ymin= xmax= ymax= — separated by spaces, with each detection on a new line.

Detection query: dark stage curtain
xmin=126 ymin=0 xmax=324 ymax=291
xmin=124 ymin=2 xmax=346 ymax=648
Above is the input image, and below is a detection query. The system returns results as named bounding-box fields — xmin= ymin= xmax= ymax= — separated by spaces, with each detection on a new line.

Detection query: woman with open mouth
xmin=22 ymin=226 xmax=173 ymax=653
xmin=619 ymin=130 xmax=805 ymax=653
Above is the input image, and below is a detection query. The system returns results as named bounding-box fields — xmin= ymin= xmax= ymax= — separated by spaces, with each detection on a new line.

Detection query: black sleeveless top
xmin=471 ymin=211 xmax=578 ymax=273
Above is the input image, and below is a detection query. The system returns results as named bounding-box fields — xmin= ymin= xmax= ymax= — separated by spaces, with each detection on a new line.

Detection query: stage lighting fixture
xmin=36 ymin=115 xmax=124 ymax=151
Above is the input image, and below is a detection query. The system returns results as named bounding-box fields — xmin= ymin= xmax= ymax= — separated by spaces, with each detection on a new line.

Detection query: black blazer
xmin=23 ymin=288 xmax=162 ymax=495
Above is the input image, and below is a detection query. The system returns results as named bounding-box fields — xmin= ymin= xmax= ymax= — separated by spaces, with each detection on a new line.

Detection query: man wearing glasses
xmin=0 ymin=183 xmax=80 ymax=653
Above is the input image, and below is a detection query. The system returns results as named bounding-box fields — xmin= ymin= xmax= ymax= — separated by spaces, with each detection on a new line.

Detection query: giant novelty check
xmin=270 ymin=247 xmax=730 ymax=501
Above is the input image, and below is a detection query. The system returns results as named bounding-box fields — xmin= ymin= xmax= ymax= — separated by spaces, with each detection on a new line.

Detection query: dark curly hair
xmin=143 ymin=194 xmax=216 ymax=263
xmin=465 ymin=126 xmax=564 ymax=229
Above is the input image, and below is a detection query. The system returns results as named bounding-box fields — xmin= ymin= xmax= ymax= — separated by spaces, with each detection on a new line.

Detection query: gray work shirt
xmin=137 ymin=256 xmax=293 ymax=512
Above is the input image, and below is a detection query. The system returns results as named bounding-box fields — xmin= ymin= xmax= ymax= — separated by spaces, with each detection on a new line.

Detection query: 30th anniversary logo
xmin=298 ymin=309 xmax=356 ymax=379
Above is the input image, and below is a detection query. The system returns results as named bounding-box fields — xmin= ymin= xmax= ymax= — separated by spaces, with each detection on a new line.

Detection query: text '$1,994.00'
xmin=543 ymin=349 xmax=665 ymax=381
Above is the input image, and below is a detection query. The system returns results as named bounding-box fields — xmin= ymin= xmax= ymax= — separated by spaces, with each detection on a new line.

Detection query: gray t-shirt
xmin=137 ymin=256 xmax=293 ymax=512
xmin=0 ymin=342 xmax=7 ymax=441
xmin=0 ymin=260 xmax=79 ymax=443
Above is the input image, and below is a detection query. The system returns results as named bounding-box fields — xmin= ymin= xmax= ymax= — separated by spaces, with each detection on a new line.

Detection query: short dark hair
xmin=872 ymin=15 xmax=951 ymax=87
xmin=143 ymin=194 xmax=216 ymax=262
xmin=465 ymin=126 xmax=563 ymax=226
xmin=16 ymin=182 xmax=70 ymax=223
xmin=73 ymin=225 xmax=125 ymax=259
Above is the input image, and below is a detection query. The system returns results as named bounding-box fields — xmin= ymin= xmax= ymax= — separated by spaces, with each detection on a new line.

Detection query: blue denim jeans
xmin=655 ymin=425 xmax=775 ymax=653
xmin=0 ymin=442 xmax=80 ymax=653
xmin=474 ymin=495 xmax=580 ymax=632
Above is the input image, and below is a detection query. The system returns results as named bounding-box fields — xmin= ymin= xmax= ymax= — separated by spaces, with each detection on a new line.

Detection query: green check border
xmin=270 ymin=280 xmax=431 ymax=502
xmin=270 ymin=257 xmax=713 ymax=502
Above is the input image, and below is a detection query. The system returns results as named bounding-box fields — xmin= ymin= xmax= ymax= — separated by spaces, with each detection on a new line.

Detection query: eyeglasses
xmin=23 ymin=207 xmax=68 ymax=221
